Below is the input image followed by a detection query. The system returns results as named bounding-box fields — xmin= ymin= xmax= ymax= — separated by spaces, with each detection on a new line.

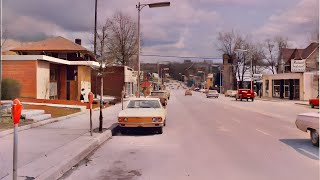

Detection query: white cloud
xmin=254 ymin=0 xmax=319 ymax=47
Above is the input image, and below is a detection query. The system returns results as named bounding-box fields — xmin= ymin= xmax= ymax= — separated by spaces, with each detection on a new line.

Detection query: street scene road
xmin=1 ymin=1 xmax=319 ymax=180
xmin=61 ymin=87 xmax=319 ymax=180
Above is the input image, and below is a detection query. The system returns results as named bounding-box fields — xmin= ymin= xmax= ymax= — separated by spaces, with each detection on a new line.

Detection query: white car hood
xmin=119 ymin=108 xmax=164 ymax=117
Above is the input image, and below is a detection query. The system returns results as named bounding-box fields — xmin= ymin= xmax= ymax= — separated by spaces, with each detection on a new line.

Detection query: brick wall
xmin=222 ymin=54 xmax=235 ymax=92
xmin=2 ymin=60 xmax=37 ymax=98
xmin=91 ymin=66 xmax=124 ymax=97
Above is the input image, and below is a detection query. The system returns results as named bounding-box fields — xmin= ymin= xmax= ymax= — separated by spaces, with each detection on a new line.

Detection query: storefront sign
xmin=253 ymin=74 xmax=263 ymax=81
xmin=291 ymin=60 xmax=305 ymax=72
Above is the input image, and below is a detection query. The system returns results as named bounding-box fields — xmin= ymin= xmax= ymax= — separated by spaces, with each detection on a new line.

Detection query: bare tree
xmin=105 ymin=11 xmax=138 ymax=67
xmin=216 ymin=30 xmax=245 ymax=89
xmin=264 ymin=39 xmax=277 ymax=74
xmin=275 ymin=36 xmax=289 ymax=72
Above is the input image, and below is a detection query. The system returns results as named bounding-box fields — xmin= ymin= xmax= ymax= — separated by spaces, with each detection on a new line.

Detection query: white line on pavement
xmin=256 ymin=129 xmax=271 ymax=136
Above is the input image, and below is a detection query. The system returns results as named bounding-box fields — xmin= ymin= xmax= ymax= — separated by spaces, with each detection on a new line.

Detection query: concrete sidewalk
xmin=0 ymin=104 xmax=122 ymax=180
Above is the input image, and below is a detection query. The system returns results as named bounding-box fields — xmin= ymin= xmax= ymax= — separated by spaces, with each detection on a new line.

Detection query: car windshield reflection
xmin=127 ymin=100 xmax=161 ymax=108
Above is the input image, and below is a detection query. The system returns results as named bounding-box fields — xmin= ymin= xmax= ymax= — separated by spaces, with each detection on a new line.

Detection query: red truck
xmin=309 ymin=96 xmax=319 ymax=108
xmin=235 ymin=89 xmax=255 ymax=102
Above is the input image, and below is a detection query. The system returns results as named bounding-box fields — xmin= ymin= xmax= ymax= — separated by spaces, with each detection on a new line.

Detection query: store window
xmin=265 ymin=80 xmax=269 ymax=96
xmin=273 ymin=80 xmax=280 ymax=97
xmin=293 ymin=79 xmax=300 ymax=99
xmin=50 ymin=69 xmax=57 ymax=81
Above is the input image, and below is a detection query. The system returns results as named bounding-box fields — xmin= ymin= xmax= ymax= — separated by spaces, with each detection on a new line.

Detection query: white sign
xmin=291 ymin=59 xmax=305 ymax=72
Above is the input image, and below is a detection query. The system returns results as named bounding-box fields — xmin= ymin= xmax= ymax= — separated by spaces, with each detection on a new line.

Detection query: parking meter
xmin=12 ymin=99 xmax=22 ymax=125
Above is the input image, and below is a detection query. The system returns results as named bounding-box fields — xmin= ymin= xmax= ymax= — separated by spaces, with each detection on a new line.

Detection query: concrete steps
xmin=21 ymin=110 xmax=51 ymax=122
xmin=32 ymin=114 xmax=52 ymax=122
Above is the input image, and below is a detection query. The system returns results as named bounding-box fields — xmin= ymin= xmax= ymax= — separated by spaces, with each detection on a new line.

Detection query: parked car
xmin=164 ymin=89 xmax=171 ymax=100
xmin=309 ymin=96 xmax=319 ymax=108
xmin=185 ymin=89 xmax=192 ymax=96
xmin=194 ymin=87 xmax=200 ymax=91
xmin=230 ymin=90 xmax=237 ymax=97
xmin=207 ymin=90 xmax=219 ymax=98
xmin=295 ymin=112 xmax=319 ymax=146
xmin=225 ymin=90 xmax=233 ymax=97
xmin=235 ymin=89 xmax=255 ymax=101
xmin=118 ymin=98 xmax=167 ymax=134
xmin=149 ymin=91 xmax=168 ymax=106
xmin=199 ymin=89 xmax=207 ymax=93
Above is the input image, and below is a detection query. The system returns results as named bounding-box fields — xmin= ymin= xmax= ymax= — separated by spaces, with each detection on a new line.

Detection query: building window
xmin=58 ymin=53 xmax=67 ymax=60
xmin=265 ymin=80 xmax=269 ymax=96
xmin=50 ymin=69 xmax=57 ymax=81
xmin=273 ymin=80 xmax=281 ymax=97
xmin=293 ymin=79 xmax=300 ymax=99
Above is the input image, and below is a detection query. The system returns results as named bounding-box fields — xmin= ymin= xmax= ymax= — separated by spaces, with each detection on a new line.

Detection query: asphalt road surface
xmin=61 ymin=88 xmax=319 ymax=180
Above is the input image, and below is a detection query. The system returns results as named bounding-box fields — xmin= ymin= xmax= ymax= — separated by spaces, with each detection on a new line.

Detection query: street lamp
xmin=136 ymin=1 xmax=170 ymax=97
xmin=235 ymin=49 xmax=253 ymax=92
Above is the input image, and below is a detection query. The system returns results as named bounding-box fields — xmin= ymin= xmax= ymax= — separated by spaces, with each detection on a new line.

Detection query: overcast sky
xmin=2 ymin=0 xmax=319 ymax=63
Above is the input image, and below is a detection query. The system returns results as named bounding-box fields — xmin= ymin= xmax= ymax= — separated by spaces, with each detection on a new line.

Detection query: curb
xmin=0 ymin=111 xmax=87 ymax=138
xmin=295 ymin=103 xmax=309 ymax=106
xmin=36 ymin=130 xmax=112 ymax=180
xmin=2 ymin=128 xmax=114 ymax=180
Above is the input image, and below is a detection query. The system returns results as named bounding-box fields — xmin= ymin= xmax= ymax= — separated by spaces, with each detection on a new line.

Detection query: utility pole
xmin=94 ymin=0 xmax=98 ymax=98
xmin=137 ymin=2 xmax=141 ymax=98
xmin=99 ymin=71 xmax=103 ymax=132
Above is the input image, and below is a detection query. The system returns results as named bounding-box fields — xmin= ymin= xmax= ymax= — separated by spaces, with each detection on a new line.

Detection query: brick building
xmin=3 ymin=36 xmax=97 ymax=101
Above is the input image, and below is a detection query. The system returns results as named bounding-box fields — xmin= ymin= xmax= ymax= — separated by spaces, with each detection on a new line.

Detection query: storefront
xmin=263 ymin=72 xmax=317 ymax=100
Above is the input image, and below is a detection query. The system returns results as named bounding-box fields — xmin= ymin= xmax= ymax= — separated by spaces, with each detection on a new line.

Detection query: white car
xmin=295 ymin=112 xmax=319 ymax=146
xmin=207 ymin=90 xmax=219 ymax=98
xmin=118 ymin=98 xmax=167 ymax=134
xmin=199 ymin=89 xmax=206 ymax=93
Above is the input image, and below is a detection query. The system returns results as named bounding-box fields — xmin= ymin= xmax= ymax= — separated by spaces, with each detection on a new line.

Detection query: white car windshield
xmin=127 ymin=100 xmax=161 ymax=108
xmin=209 ymin=90 xmax=218 ymax=93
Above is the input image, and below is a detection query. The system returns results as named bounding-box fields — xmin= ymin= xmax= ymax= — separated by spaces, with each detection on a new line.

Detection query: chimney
xmin=75 ymin=39 xmax=81 ymax=45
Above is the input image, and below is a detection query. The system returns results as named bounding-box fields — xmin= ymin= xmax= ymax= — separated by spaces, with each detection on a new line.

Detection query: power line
xmin=141 ymin=54 xmax=221 ymax=60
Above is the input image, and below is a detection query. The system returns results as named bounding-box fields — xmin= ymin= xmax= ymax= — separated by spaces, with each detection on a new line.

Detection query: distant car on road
xmin=185 ymin=89 xmax=192 ymax=96
xmin=207 ymin=90 xmax=219 ymax=98
xmin=194 ymin=87 xmax=200 ymax=91
xmin=295 ymin=112 xmax=319 ymax=146
xmin=199 ymin=89 xmax=207 ymax=93
xmin=225 ymin=90 xmax=237 ymax=97
xmin=235 ymin=89 xmax=255 ymax=101
xmin=118 ymin=98 xmax=167 ymax=134
xmin=309 ymin=96 xmax=319 ymax=108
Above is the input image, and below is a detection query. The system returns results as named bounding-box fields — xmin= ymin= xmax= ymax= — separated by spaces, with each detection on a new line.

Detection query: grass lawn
xmin=0 ymin=116 xmax=33 ymax=131
xmin=0 ymin=105 xmax=82 ymax=131
xmin=22 ymin=104 xmax=81 ymax=118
